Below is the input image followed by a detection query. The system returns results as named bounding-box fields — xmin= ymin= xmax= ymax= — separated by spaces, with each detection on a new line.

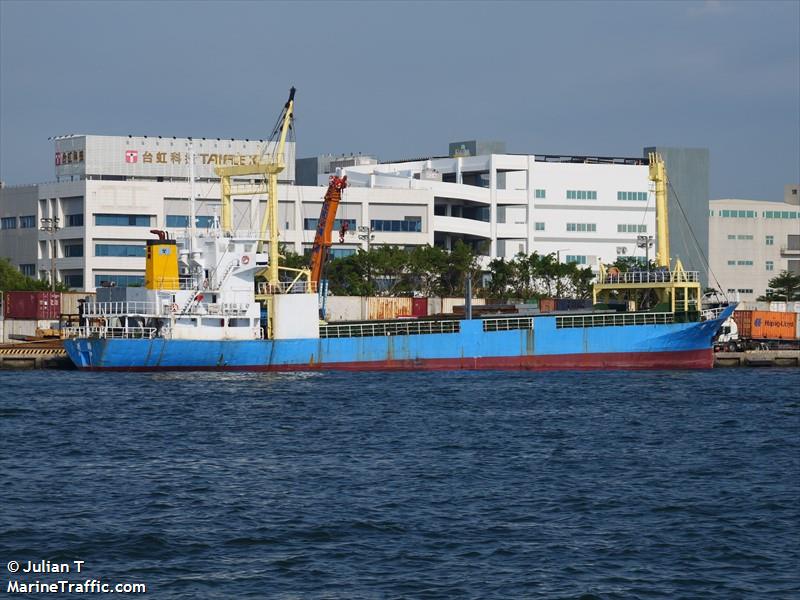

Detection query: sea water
xmin=1 ymin=369 xmax=798 ymax=598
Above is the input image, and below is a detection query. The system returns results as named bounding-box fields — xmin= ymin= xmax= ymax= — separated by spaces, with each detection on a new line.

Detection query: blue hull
xmin=64 ymin=308 xmax=734 ymax=371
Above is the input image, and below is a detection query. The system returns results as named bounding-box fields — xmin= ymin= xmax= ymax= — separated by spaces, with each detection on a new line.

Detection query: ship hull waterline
xmin=63 ymin=310 xmax=732 ymax=372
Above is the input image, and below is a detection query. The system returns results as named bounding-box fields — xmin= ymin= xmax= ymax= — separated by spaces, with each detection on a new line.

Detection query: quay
xmin=0 ymin=341 xmax=73 ymax=370
xmin=714 ymin=350 xmax=800 ymax=368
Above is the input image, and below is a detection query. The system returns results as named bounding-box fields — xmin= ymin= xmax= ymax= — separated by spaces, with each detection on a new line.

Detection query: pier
xmin=714 ymin=350 xmax=800 ymax=368
xmin=0 ymin=341 xmax=72 ymax=370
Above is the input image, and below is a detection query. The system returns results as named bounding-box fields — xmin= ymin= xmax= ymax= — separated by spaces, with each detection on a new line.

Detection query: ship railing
xmin=83 ymin=301 xmax=160 ymax=316
xmin=63 ymin=325 xmax=158 ymax=339
xmin=483 ymin=317 xmax=533 ymax=332
xmin=701 ymin=306 xmax=728 ymax=321
xmin=556 ymin=311 xmax=674 ymax=329
xmin=258 ymin=281 xmax=317 ymax=295
xmin=598 ymin=270 xmax=700 ymax=285
xmin=320 ymin=319 xmax=461 ymax=339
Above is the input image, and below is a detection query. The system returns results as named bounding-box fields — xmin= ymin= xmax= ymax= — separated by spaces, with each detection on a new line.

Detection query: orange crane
xmin=309 ymin=174 xmax=348 ymax=288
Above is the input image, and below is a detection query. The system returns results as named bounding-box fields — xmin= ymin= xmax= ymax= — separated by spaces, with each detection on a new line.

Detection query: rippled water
xmin=1 ymin=369 xmax=798 ymax=598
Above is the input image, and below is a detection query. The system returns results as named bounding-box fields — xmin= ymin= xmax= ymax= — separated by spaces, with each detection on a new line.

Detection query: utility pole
xmin=40 ymin=216 xmax=60 ymax=291
xmin=357 ymin=225 xmax=375 ymax=290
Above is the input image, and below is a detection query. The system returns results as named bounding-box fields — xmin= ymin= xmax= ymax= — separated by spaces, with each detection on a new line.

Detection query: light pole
xmin=357 ymin=225 xmax=375 ymax=290
xmin=40 ymin=217 xmax=60 ymax=291
xmin=554 ymin=248 xmax=570 ymax=298
xmin=637 ymin=235 xmax=654 ymax=271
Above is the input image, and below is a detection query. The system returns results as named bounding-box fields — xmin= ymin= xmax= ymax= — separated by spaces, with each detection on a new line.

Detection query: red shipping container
xmin=539 ymin=298 xmax=556 ymax=313
xmin=3 ymin=291 xmax=61 ymax=320
xmin=411 ymin=297 xmax=428 ymax=318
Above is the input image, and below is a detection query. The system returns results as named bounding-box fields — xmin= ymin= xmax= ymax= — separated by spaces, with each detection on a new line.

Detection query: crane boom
xmin=309 ymin=175 xmax=348 ymax=287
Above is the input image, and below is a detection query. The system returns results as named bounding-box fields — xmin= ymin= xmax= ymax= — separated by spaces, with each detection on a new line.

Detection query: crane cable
xmin=666 ymin=180 xmax=729 ymax=302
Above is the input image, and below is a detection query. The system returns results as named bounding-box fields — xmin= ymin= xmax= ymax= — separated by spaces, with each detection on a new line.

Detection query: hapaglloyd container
xmin=3 ymin=291 xmax=61 ymax=320
xmin=733 ymin=310 xmax=798 ymax=340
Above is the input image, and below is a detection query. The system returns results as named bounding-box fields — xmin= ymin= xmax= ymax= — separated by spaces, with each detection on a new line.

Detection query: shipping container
xmin=325 ymin=296 xmax=363 ymax=322
xmin=3 ymin=291 xmax=61 ymax=320
xmin=555 ymin=298 xmax=593 ymax=311
xmin=367 ymin=297 xmax=413 ymax=320
xmin=0 ymin=319 xmax=53 ymax=343
xmin=733 ymin=310 xmax=798 ymax=340
xmin=441 ymin=297 xmax=485 ymax=314
xmin=60 ymin=292 xmax=95 ymax=316
xmin=539 ymin=298 xmax=556 ymax=313
xmin=411 ymin=297 xmax=428 ymax=318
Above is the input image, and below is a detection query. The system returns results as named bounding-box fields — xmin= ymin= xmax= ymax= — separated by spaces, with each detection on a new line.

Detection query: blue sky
xmin=1 ymin=0 xmax=798 ymax=200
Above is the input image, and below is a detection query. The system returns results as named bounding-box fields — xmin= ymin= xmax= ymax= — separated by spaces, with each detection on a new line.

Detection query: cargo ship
xmin=62 ymin=90 xmax=735 ymax=371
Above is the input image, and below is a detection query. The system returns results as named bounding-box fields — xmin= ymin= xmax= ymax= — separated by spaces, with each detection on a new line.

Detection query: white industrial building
xmin=709 ymin=185 xmax=800 ymax=300
xmin=1 ymin=135 xmax=707 ymax=292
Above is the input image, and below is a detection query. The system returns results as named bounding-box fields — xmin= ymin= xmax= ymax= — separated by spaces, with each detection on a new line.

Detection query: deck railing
xmin=320 ymin=319 xmax=460 ymax=339
xmin=63 ymin=325 xmax=158 ymax=339
xmin=556 ymin=312 xmax=674 ymax=329
xmin=483 ymin=317 xmax=533 ymax=332
xmin=598 ymin=270 xmax=700 ymax=285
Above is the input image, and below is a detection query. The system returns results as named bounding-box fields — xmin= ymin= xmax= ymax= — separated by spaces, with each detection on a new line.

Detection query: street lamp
xmin=637 ymin=235 xmax=654 ymax=270
xmin=40 ymin=217 xmax=60 ymax=291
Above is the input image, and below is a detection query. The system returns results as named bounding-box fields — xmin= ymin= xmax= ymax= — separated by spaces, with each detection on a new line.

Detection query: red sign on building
xmin=125 ymin=150 xmax=139 ymax=163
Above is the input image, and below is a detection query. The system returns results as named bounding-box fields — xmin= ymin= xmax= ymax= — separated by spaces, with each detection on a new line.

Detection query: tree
xmin=0 ymin=258 xmax=55 ymax=291
xmin=758 ymin=270 xmax=800 ymax=301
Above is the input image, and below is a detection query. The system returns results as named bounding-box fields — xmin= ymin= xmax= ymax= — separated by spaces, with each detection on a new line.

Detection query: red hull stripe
xmin=83 ymin=349 xmax=714 ymax=372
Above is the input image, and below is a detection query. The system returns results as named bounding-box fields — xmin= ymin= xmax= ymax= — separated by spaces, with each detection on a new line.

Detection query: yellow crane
xmin=593 ymin=152 xmax=701 ymax=314
xmin=215 ymin=87 xmax=306 ymax=292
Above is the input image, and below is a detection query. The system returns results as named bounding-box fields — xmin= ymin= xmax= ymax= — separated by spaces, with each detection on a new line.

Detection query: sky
xmin=0 ymin=0 xmax=798 ymax=200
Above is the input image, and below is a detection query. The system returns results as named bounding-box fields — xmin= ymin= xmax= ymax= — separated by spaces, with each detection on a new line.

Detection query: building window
xmin=736 ymin=260 xmax=753 ymax=266
xmin=762 ymin=210 xmax=799 ymax=219
xmin=63 ymin=273 xmax=84 ymax=289
xmin=709 ymin=210 xmax=714 ymax=216
xmin=720 ymin=210 xmax=756 ymax=218
xmin=63 ymin=243 xmax=84 ymax=258
xmin=565 ymin=255 xmax=587 ymax=264
xmin=370 ymin=218 xmax=422 ymax=232
xmin=737 ymin=289 xmax=753 ymax=294
xmin=94 ymin=274 xmax=145 ymax=287
xmin=766 ymin=235 xmax=774 ymax=246
xmin=66 ymin=213 xmax=84 ymax=227
xmin=304 ymin=218 xmax=358 ymax=231
xmin=19 ymin=215 xmax=36 ymax=228
xmin=95 ymin=244 xmax=147 ymax=257
xmin=727 ymin=260 xmax=736 ymax=266
xmin=566 ymin=223 xmax=596 ymax=232
xmin=766 ymin=261 xmax=774 ymax=271
xmin=617 ymin=224 xmax=647 ymax=233
xmin=165 ymin=215 xmax=215 ymax=228
xmin=566 ymin=190 xmax=597 ymax=200
xmin=617 ymin=191 xmax=647 ymax=201
xmin=330 ymin=248 xmax=357 ymax=259
xmin=535 ymin=189 xmax=546 ymax=199
xmin=728 ymin=234 xmax=753 ymax=240
xmin=534 ymin=222 xmax=545 ymax=231
xmin=1 ymin=216 xmax=17 ymax=229
xmin=19 ymin=264 xmax=35 ymax=276
xmin=95 ymin=214 xmax=152 ymax=227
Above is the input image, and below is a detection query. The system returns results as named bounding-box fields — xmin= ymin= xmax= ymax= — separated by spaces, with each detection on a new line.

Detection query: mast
xmin=189 ymin=140 xmax=196 ymax=250
xmin=648 ymin=151 xmax=670 ymax=268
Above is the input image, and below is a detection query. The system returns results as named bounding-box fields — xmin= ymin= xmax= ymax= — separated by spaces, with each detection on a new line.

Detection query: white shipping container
xmin=325 ymin=296 xmax=364 ymax=322
xmin=441 ymin=297 xmax=486 ymax=314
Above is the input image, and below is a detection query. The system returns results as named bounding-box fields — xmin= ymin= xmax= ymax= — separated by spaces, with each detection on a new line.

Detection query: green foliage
xmin=482 ymin=252 xmax=594 ymax=300
xmin=0 ymin=258 xmax=56 ymax=291
xmin=610 ymin=256 xmax=656 ymax=272
xmin=757 ymin=270 xmax=800 ymax=301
